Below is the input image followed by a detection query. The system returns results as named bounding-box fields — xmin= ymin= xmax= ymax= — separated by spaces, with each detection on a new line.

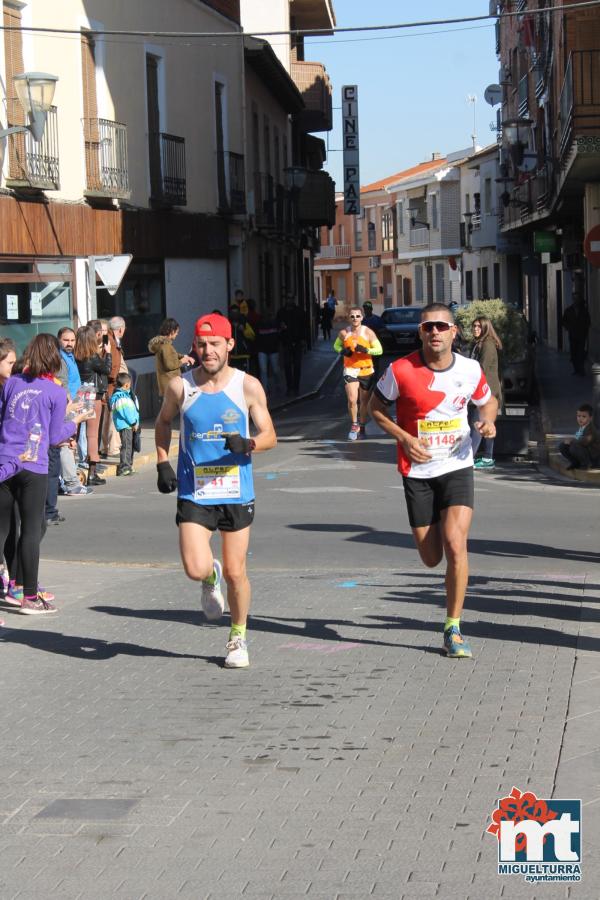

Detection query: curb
xmin=268 ymin=354 xmax=340 ymax=413
xmin=546 ymin=450 xmax=600 ymax=485
xmin=83 ymin=439 xmax=179 ymax=481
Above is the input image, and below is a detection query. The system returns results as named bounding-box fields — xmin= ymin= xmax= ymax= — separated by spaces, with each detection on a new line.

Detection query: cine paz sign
xmin=342 ymin=85 xmax=360 ymax=216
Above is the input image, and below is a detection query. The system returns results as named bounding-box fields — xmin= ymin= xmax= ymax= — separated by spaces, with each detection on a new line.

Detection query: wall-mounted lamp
xmin=283 ymin=165 xmax=307 ymax=192
xmin=501 ymin=116 xmax=533 ymax=170
xmin=1 ymin=72 xmax=58 ymax=142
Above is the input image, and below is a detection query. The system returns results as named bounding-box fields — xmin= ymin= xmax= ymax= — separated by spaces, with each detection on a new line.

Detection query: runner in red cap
xmin=155 ymin=312 xmax=276 ymax=668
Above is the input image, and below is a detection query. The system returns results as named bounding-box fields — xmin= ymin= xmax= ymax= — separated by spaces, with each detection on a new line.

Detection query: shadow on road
xmin=0 ymin=629 xmax=204 ymax=660
xmin=287 ymin=522 xmax=600 ymax=565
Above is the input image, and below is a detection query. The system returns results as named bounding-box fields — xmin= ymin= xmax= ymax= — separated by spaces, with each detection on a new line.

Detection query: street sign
xmin=533 ymin=231 xmax=558 ymax=253
xmin=93 ymin=254 xmax=132 ymax=295
xmin=342 ymin=85 xmax=360 ymax=216
xmin=583 ymin=224 xmax=600 ymax=268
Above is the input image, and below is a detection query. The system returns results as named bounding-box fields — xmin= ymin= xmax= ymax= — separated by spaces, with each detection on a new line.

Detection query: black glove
xmin=354 ymin=343 xmax=369 ymax=354
xmin=157 ymin=461 xmax=178 ymax=493
xmin=342 ymin=347 xmax=354 ymax=358
xmin=224 ymin=433 xmax=254 ymax=454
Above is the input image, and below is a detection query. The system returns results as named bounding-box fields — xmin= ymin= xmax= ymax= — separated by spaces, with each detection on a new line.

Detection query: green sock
xmin=204 ymin=564 xmax=217 ymax=585
xmin=229 ymin=623 xmax=246 ymax=641
xmin=445 ymin=616 xmax=460 ymax=632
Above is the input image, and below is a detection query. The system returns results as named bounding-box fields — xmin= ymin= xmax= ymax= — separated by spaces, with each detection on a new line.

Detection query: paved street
xmin=2 ymin=372 xmax=599 ymax=899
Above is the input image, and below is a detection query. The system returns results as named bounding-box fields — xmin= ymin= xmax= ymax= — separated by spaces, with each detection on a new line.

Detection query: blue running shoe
xmin=443 ymin=626 xmax=472 ymax=658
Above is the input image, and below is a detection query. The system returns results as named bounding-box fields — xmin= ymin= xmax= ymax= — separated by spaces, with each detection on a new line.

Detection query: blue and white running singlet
xmin=177 ymin=369 xmax=254 ymax=505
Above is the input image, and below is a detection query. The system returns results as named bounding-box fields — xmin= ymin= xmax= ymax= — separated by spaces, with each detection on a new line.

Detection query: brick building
xmin=495 ymin=0 xmax=600 ymax=357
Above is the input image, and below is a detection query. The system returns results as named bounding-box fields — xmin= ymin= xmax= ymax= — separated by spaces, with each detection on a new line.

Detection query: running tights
xmin=0 ymin=470 xmax=48 ymax=596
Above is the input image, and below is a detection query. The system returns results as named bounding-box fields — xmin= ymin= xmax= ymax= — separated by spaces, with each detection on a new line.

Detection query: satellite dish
xmin=484 ymin=84 xmax=502 ymax=107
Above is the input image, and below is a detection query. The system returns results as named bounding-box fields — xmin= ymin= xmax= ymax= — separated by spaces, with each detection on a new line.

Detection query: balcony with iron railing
xmin=409 ymin=227 xmax=430 ymax=248
xmin=316 ymin=243 xmax=351 ymax=259
xmin=253 ymin=171 xmax=275 ymax=227
xmin=559 ymin=49 xmax=600 ymax=161
xmin=83 ymin=118 xmax=130 ymax=199
xmin=518 ymin=74 xmax=529 ymax=118
xmin=217 ymin=151 xmax=246 ymax=215
xmin=6 ymin=106 xmax=60 ymax=191
xmin=534 ymin=53 xmax=546 ymax=99
xmin=149 ymin=132 xmax=186 ymax=207
xmin=290 ymin=60 xmax=333 ymax=132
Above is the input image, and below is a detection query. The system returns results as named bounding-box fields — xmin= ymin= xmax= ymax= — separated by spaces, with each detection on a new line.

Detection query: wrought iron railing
xmin=559 ymin=49 xmax=600 ymax=161
xmin=518 ymin=74 xmax=529 ymax=118
xmin=149 ymin=132 xmax=186 ymax=206
xmin=253 ymin=171 xmax=274 ymax=227
xmin=317 ymin=244 xmax=351 ymax=259
xmin=83 ymin=118 xmax=130 ymax=198
xmin=217 ymin=151 xmax=246 ymax=214
xmin=409 ymin=227 xmax=429 ymax=248
xmin=7 ymin=105 xmax=60 ymax=190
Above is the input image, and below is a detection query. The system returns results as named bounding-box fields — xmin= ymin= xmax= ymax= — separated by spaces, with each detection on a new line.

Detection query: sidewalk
xmin=93 ymin=338 xmax=340 ymax=479
xmin=535 ymin=345 xmax=600 ymax=484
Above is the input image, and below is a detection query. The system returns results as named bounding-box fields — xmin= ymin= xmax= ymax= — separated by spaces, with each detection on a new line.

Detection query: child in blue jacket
xmin=109 ymin=372 xmax=140 ymax=475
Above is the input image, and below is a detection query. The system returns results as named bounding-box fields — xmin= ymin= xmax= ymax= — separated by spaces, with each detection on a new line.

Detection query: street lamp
xmin=501 ymin=116 xmax=532 ymax=170
xmin=0 ymin=72 xmax=58 ymax=142
xmin=283 ymin=166 xmax=307 ymax=192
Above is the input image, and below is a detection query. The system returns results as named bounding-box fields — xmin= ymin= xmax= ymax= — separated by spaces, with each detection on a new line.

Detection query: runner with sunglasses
xmin=369 ymin=303 xmax=498 ymax=658
xmin=334 ymin=307 xmax=382 ymax=440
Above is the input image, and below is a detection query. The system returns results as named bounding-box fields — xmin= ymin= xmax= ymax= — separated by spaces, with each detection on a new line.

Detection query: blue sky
xmin=305 ymin=1 xmax=500 ymax=187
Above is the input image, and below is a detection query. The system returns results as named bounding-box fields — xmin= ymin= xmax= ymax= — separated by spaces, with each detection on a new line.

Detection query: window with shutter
xmin=81 ymin=31 xmax=101 ymax=190
xmin=3 ymin=3 xmax=26 ymax=179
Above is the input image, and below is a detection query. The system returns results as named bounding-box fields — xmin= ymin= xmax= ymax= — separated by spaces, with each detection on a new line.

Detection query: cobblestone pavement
xmin=1 ymin=557 xmax=598 ymax=899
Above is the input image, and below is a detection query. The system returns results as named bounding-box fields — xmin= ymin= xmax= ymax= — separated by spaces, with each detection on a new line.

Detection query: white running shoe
xmin=348 ymin=423 xmax=360 ymax=441
xmin=224 ymin=636 xmax=249 ymax=668
xmin=201 ymin=560 xmax=224 ymax=620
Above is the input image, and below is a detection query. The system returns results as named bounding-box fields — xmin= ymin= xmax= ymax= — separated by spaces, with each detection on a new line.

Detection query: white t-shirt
xmin=376 ymin=351 xmax=491 ymax=478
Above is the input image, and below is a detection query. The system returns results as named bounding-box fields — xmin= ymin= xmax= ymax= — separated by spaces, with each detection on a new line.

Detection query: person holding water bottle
xmin=0 ymin=334 xmax=91 ymax=614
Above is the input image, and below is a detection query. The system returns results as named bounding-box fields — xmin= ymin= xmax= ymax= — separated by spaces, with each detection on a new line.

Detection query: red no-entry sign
xmin=584 ymin=224 xmax=600 ymax=267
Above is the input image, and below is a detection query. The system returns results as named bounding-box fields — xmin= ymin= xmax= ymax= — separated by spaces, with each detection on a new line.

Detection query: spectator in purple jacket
xmin=0 ymin=334 xmax=90 ymax=614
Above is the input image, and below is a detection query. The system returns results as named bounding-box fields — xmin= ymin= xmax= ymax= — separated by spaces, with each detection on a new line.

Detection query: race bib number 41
xmin=194 ymin=465 xmax=241 ymax=500
xmin=418 ymin=418 xmax=465 ymax=460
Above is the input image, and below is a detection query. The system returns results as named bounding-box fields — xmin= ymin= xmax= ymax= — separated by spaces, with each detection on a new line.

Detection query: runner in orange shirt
xmin=334 ymin=307 xmax=382 ymax=440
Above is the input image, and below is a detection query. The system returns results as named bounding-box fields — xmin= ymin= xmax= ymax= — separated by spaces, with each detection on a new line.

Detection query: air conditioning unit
xmin=368 ymin=256 xmax=381 ymax=268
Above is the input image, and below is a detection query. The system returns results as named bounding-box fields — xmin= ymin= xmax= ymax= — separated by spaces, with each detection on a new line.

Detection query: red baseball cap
xmin=194 ymin=314 xmax=232 ymax=340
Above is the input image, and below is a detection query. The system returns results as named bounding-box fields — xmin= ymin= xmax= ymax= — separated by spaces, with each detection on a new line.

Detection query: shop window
xmin=0 ymin=258 xmax=74 ymax=348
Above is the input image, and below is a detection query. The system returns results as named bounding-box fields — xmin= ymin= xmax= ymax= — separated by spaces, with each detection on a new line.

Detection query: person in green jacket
xmin=469 ymin=316 xmax=502 ymax=469
xmin=148 ymin=318 xmax=195 ymax=398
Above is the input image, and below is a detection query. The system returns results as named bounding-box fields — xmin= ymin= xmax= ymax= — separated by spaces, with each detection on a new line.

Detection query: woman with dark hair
xmin=0 ymin=334 xmax=90 ymax=614
xmin=75 ymin=324 xmax=112 ymax=485
xmin=470 ymin=316 xmax=503 ymax=469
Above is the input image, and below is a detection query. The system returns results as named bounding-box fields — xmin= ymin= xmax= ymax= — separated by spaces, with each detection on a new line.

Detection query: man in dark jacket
xmin=277 ymin=299 xmax=307 ymax=396
xmin=562 ymin=297 xmax=590 ymax=376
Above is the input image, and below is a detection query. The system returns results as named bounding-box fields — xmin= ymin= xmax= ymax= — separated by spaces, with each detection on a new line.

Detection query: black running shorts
xmin=343 ymin=372 xmax=375 ymax=391
xmin=402 ymin=466 xmax=474 ymax=528
xmin=176 ymin=499 xmax=255 ymax=532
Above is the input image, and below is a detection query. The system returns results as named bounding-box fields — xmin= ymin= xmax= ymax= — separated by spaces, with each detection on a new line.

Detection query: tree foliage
xmin=456 ymin=299 xmax=529 ymax=361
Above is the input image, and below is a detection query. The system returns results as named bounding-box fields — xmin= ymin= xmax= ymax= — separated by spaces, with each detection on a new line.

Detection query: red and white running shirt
xmin=376 ymin=351 xmax=491 ymax=478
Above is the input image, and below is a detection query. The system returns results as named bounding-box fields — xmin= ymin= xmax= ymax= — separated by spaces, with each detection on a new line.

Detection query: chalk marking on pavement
xmin=573 ymin=673 xmax=600 ymax=686
xmin=564 ymin=747 xmax=600 ymax=762
xmin=337 ymin=581 xmax=357 ymax=588
xmin=582 ymin=796 xmax=600 ymax=807
xmin=566 ymin=707 xmax=600 ymax=721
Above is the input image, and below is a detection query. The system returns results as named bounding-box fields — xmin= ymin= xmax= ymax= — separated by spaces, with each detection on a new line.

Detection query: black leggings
xmin=0 ymin=470 xmax=48 ymax=596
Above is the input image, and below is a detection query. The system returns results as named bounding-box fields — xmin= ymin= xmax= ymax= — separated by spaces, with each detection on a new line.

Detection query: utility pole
xmin=467 ymin=94 xmax=477 ymax=151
